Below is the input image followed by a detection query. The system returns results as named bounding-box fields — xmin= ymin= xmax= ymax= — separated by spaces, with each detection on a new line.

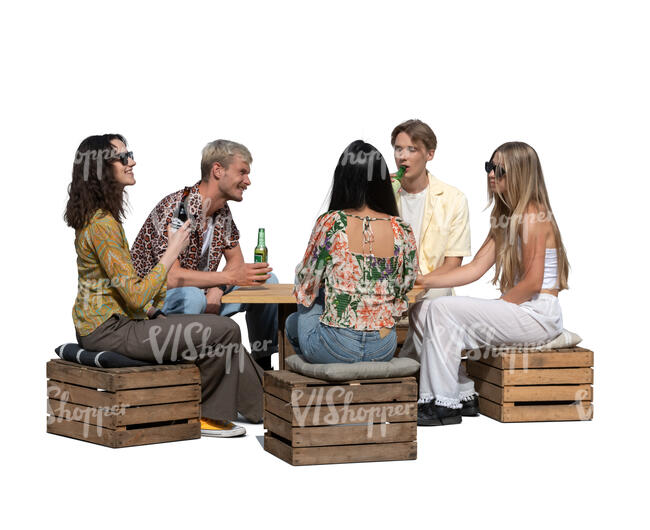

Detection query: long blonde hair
xmin=488 ymin=142 xmax=569 ymax=292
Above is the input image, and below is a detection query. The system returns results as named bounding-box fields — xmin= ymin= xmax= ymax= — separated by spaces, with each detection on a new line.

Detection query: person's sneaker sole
xmin=201 ymin=425 xmax=246 ymax=438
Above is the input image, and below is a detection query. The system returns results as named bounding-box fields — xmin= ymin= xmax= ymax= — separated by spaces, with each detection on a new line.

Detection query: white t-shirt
xmin=400 ymin=184 xmax=455 ymax=301
xmin=199 ymin=216 xmax=216 ymax=271
xmin=399 ymin=186 xmax=428 ymax=245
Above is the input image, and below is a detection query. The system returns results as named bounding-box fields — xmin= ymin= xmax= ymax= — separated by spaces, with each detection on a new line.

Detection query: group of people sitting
xmin=64 ymin=119 xmax=569 ymax=437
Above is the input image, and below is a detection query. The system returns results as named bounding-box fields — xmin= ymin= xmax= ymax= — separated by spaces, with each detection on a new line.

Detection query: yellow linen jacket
xmin=395 ymin=172 xmax=471 ymax=274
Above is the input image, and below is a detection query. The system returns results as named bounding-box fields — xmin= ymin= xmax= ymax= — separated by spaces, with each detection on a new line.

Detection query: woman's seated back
xmin=345 ymin=212 xmax=395 ymax=257
xmin=294 ymin=140 xmax=418 ymax=332
xmin=295 ymin=209 xmax=416 ymax=331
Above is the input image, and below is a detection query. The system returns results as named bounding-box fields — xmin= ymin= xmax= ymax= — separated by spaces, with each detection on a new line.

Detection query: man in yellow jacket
xmin=391 ymin=119 xmax=471 ymax=359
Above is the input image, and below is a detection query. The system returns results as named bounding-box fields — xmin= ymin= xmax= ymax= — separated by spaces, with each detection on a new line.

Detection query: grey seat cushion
xmin=285 ymin=354 xmax=420 ymax=381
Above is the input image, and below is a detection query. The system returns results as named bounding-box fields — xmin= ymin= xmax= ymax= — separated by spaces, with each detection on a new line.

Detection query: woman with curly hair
xmin=415 ymin=141 xmax=569 ymax=426
xmin=64 ymin=134 xmax=263 ymax=437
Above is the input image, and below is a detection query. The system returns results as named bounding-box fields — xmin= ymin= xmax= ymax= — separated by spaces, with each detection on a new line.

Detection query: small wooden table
xmin=222 ymin=284 xmax=423 ymax=369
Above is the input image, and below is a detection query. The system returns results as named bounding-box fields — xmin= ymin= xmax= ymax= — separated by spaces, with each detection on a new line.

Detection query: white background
xmin=1 ymin=0 xmax=648 ymax=528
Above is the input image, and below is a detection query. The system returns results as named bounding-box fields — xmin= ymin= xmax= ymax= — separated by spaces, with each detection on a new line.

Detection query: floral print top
xmin=294 ymin=210 xmax=418 ymax=331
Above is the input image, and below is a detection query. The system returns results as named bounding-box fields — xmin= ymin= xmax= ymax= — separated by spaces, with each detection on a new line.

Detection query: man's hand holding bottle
xmin=226 ymin=262 xmax=272 ymax=286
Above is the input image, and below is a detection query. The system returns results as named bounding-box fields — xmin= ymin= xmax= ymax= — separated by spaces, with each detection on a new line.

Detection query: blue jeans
xmin=163 ymin=274 xmax=279 ymax=359
xmin=285 ymin=290 xmax=396 ymax=364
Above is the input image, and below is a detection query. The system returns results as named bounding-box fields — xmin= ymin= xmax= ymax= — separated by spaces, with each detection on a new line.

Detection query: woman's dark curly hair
xmin=64 ymin=134 xmax=129 ymax=230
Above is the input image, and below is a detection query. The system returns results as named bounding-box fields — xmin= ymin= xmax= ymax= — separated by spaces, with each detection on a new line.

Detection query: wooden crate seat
xmin=466 ymin=347 xmax=594 ymax=422
xmin=263 ymin=370 xmax=417 ymax=465
xmin=47 ymin=360 xmax=201 ymax=448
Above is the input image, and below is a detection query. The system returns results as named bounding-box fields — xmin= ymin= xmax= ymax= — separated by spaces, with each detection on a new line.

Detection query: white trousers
xmin=398 ymin=287 xmax=453 ymax=361
xmin=419 ymin=294 xmax=563 ymax=408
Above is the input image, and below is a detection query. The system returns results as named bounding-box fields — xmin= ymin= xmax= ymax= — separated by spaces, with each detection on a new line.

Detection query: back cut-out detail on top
xmin=343 ymin=212 xmax=396 ymax=259
xmin=293 ymin=210 xmax=419 ymax=331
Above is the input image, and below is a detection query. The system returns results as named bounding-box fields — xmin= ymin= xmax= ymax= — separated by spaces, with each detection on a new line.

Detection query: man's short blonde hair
xmin=200 ymin=140 xmax=253 ymax=181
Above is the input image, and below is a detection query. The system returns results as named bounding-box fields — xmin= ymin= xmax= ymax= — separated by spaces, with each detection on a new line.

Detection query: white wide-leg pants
xmin=398 ymin=288 xmax=452 ymax=361
xmin=419 ymin=294 xmax=563 ymax=408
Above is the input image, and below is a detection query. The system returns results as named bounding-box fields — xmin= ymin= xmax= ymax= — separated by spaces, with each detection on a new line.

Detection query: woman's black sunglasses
xmin=485 ymin=161 xmax=506 ymax=179
xmin=112 ymin=151 xmax=134 ymax=165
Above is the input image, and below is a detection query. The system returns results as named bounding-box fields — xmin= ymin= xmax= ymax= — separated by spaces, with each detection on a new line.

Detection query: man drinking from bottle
xmin=390 ymin=120 xmax=471 ymax=361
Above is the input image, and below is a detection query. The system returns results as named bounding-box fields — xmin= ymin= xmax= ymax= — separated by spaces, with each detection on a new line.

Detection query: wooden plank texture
xmin=264 ymin=371 xmax=417 ymax=405
xmin=223 ymin=284 xmax=423 ymax=304
xmin=264 ymin=392 xmax=293 ymax=422
xmin=47 ymin=360 xmax=200 ymax=391
xmin=264 ymin=411 xmax=416 ymax=447
xmin=478 ymin=397 xmax=593 ymax=422
xmin=48 ymin=399 xmax=199 ymax=428
xmin=287 ymin=381 xmax=416 ymax=406
xmin=264 ymin=392 xmax=416 ymax=426
xmin=264 ymin=433 xmax=417 ymax=465
xmin=47 ymin=380 xmax=200 ymax=408
xmin=467 ymin=362 xmax=504 ymax=386
xmin=468 ymin=361 xmax=593 ymax=385
xmin=396 ymin=325 xmax=409 ymax=344
xmin=503 ymin=384 xmax=593 ymax=402
xmin=502 ymin=367 xmax=593 ymax=386
xmin=473 ymin=380 xmax=504 ymax=403
xmin=467 ymin=347 xmax=593 ymax=370
xmin=47 ymin=380 xmax=115 ymax=408
xmin=47 ymin=417 xmax=200 ymax=448
xmin=473 ymin=379 xmax=593 ymax=403
xmin=46 ymin=361 xmax=201 ymax=447
xmin=278 ymin=302 xmax=297 ymax=370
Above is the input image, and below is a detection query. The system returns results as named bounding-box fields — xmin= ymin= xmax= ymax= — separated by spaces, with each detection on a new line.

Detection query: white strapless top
xmin=542 ymin=248 xmax=558 ymax=289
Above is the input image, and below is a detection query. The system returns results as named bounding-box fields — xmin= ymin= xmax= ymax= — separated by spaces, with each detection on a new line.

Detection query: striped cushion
xmin=55 ymin=343 xmax=149 ymax=368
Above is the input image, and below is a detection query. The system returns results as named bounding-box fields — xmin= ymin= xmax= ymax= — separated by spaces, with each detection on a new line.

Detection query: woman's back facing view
xmin=288 ymin=141 xmax=418 ymax=364
xmin=345 ymin=211 xmax=395 ymax=257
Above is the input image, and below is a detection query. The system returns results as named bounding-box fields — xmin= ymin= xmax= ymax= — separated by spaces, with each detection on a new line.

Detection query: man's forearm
xmin=167 ymin=266 xmax=231 ymax=289
xmin=431 ymin=256 xmax=464 ymax=276
xmin=433 ymin=261 xmax=461 ymax=275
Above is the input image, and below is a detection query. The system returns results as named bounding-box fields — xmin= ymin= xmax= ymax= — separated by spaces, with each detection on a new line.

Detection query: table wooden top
xmin=221 ymin=283 xmax=424 ymax=304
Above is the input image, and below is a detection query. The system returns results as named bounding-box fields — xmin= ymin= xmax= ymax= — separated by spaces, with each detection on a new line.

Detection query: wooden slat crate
xmin=47 ymin=359 xmax=201 ymax=448
xmin=466 ymin=347 xmax=594 ymax=422
xmin=395 ymin=321 xmax=409 ymax=349
xmin=263 ymin=370 xmax=417 ymax=465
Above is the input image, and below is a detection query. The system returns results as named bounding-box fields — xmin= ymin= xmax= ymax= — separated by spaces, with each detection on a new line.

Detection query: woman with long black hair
xmin=287 ymin=140 xmax=418 ymax=363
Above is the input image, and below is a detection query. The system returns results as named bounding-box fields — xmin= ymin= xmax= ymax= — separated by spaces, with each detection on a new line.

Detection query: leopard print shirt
xmin=131 ymin=182 xmax=239 ymax=278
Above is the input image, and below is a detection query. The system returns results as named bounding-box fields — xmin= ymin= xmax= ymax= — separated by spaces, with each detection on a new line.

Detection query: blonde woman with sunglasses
xmin=415 ymin=141 xmax=569 ymax=426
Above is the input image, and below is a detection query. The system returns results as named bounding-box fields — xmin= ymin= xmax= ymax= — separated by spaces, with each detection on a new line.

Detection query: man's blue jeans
xmin=163 ymin=274 xmax=279 ymax=361
xmin=285 ymin=289 xmax=396 ymax=364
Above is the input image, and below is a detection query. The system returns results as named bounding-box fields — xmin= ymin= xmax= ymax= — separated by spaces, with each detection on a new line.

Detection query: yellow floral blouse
xmin=72 ymin=210 xmax=167 ymax=337
xmin=293 ymin=211 xmax=418 ymax=331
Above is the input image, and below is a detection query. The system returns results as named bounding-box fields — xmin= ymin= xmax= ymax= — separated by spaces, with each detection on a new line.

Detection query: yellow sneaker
xmin=200 ymin=418 xmax=246 ymax=438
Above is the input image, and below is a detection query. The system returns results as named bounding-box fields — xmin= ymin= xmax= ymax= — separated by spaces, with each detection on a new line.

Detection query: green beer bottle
xmin=392 ymin=166 xmax=406 ymax=193
xmin=254 ymin=228 xmax=268 ymax=263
